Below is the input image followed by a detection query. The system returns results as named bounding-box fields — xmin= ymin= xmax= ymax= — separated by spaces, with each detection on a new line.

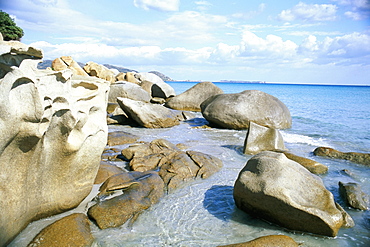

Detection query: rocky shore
xmin=1 ymin=39 xmax=369 ymax=246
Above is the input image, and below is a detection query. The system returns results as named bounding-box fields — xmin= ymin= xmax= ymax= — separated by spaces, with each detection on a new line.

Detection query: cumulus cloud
xmin=133 ymin=0 xmax=180 ymax=12
xmin=277 ymin=2 xmax=338 ymax=22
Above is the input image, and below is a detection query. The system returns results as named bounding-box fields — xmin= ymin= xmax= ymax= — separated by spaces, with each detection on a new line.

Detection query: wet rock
xmin=117 ymin=97 xmax=180 ymax=128
xmin=27 ymin=213 xmax=94 ymax=247
xmin=88 ymin=171 xmax=164 ymax=229
xmin=234 ymin=151 xmax=349 ymax=237
xmin=275 ymin=150 xmax=328 ymax=174
xmin=201 ymin=90 xmax=292 ymax=130
xmin=243 ymin=121 xmax=286 ymax=154
xmin=94 ymin=163 xmax=126 ymax=184
xmin=186 ymin=150 xmax=223 ymax=179
xmin=314 ymin=147 xmax=370 ymax=166
xmin=339 ymin=181 xmax=369 ymax=210
xmin=165 ymin=81 xmax=223 ymax=112
xmin=107 ymin=131 xmax=140 ymax=146
xmin=218 ymin=235 xmax=299 ymax=247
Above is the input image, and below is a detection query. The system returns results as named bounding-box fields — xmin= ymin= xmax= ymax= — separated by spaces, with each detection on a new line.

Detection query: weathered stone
xmin=234 ymin=151 xmax=349 ymax=237
xmin=51 ymin=57 xmax=68 ymax=71
xmin=109 ymin=81 xmax=151 ymax=103
xmin=314 ymin=147 xmax=370 ymax=166
xmin=201 ymin=90 xmax=292 ymax=130
xmin=27 ymin=213 xmax=94 ymax=247
xmin=275 ymin=150 xmax=328 ymax=174
xmin=94 ymin=163 xmax=126 ymax=184
xmin=0 ymin=42 xmax=109 ymax=246
xmin=243 ymin=121 xmax=286 ymax=154
xmin=186 ymin=150 xmax=223 ymax=179
xmin=115 ymin=72 xmax=126 ymax=81
xmin=136 ymin=72 xmax=176 ymax=99
xmin=165 ymin=81 xmax=223 ymax=111
xmin=218 ymin=235 xmax=299 ymax=247
xmin=125 ymin=72 xmax=140 ymax=84
xmin=117 ymin=97 xmax=180 ymax=128
xmin=84 ymin=61 xmax=115 ymax=83
xmin=51 ymin=56 xmax=89 ymax=76
xmin=107 ymin=131 xmax=140 ymax=146
xmin=339 ymin=181 xmax=369 ymax=210
xmin=88 ymin=171 xmax=164 ymax=229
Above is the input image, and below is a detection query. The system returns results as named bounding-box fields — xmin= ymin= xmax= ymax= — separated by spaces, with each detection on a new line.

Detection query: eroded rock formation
xmin=0 ymin=40 xmax=109 ymax=246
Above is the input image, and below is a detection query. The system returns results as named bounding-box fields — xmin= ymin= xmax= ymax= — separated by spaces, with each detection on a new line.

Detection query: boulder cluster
xmin=1 ymin=37 xmax=368 ymax=247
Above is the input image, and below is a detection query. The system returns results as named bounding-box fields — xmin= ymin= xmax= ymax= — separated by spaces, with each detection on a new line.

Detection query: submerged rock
xmin=243 ymin=121 xmax=286 ymax=154
xmin=88 ymin=171 xmax=164 ymax=229
xmin=234 ymin=151 xmax=350 ymax=237
xmin=339 ymin=181 xmax=369 ymax=210
xmin=200 ymin=90 xmax=292 ymax=130
xmin=0 ymin=41 xmax=109 ymax=246
xmin=27 ymin=213 xmax=94 ymax=247
xmin=314 ymin=147 xmax=370 ymax=166
xmin=107 ymin=131 xmax=140 ymax=146
xmin=165 ymin=81 xmax=223 ymax=112
xmin=218 ymin=235 xmax=299 ymax=247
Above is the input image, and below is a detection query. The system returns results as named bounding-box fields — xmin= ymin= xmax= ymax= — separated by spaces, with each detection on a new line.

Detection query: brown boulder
xmin=314 ymin=147 xmax=370 ymax=166
xmin=107 ymin=131 xmax=140 ymax=146
xmin=88 ymin=171 xmax=164 ymax=229
xmin=218 ymin=235 xmax=299 ymax=247
xmin=94 ymin=163 xmax=125 ymax=184
xmin=27 ymin=213 xmax=94 ymax=247
xmin=83 ymin=61 xmax=115 ymax=83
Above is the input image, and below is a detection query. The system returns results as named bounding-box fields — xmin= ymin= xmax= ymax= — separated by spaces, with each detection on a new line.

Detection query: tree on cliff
xmin=0 ymin=10 xmax=24 ymax=41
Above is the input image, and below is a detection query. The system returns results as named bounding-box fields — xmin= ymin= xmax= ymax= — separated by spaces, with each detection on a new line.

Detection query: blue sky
xmin=2 ymin=0 xmax=370 ymax=84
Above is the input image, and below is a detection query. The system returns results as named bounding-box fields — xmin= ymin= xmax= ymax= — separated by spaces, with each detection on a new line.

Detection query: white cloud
xmin=232 ymin=3 xmax=266 ymax=20
xmin=195 ymin=1 xmax=212 ymax=11
xmin=277 ymin=2 xmax=338 ymax=22
xmin=133 ymin=0 xmax=180 ymax=12
xmin=332 ymin=0 xmax=370 ymax=20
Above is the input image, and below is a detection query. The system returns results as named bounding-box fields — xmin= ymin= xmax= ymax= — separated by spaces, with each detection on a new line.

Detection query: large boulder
xmin=88 ymin=171 xmax=164 ymax=229
xmin=83 ymin=61 xmax=116 ymax=83
xmin=243 ymin=121 xmax=286 ymax=154
xmin=108 ymin=81 xmax=151 ymax=103
xmin=233 ymin=151 xmax=351 ymax=237
xmin=52 ymin=56 xmax=89 ymax=76
xmin=165 ymin=81 xmax=223 ymax=111
xmin=200 ymin=90 xmax=292 ymax=130
xmin=0 ymin=42 xmax=109 ymax=246
xmin=117 ymin=97 xmax=180 ymax=128
xmin=276 ymin=150 xmax=328 ymax=174
xmin=136 ymin=72 xmax=176 ymax=99
xmin=27 ymin=213 xmax=94 ymax=247
xmin=314 ymin=147 xmax=370 ymax=166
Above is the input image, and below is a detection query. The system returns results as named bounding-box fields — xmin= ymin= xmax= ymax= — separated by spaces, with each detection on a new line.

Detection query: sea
xmin=10 ymin=82 xmax=370 ymax=246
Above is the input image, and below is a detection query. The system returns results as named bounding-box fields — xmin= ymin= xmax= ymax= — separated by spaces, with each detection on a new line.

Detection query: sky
xmin=2 ymin=0 xmax=370 ymax=84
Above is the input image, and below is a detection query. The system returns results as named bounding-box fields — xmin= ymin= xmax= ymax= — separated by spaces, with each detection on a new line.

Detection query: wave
xmin=281 ymin=132 xmax=330 ymax=147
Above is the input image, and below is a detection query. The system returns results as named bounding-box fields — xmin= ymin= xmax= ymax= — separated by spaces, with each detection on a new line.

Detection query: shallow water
xmin=10 ymin=83 xmax=370 ymax=246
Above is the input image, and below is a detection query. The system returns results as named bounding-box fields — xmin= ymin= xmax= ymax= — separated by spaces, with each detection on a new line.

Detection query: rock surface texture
xmin=243 ymin=121 xmax=286 ymax=154
xmin=233 ymin=151 xmax=351 ymax=237
xmin=0 ymin=41 xmax=109 ymax=246
xmin=218 ymin=235 xmax=299 ymax=247
xmin=314 ymin=147 xmax=370 ymax=166
xmin=339 ymin=181 xmax=369 ymax=210
xmin=165 ymin=81 xmax=223 ymax=111
xmin=200 ymin=90 xmax=292 ymax=130
xmin=27 ymin=213 xmax=94 ymax=247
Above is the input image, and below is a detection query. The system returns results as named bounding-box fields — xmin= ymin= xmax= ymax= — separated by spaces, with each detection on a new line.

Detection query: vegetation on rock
xmin=0 ymin=10 xmax=24 ymax=41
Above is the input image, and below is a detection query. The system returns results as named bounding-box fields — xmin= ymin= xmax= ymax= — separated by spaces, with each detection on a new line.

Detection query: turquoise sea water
xmin=10 ymin=82 xmax=370 ymax=246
